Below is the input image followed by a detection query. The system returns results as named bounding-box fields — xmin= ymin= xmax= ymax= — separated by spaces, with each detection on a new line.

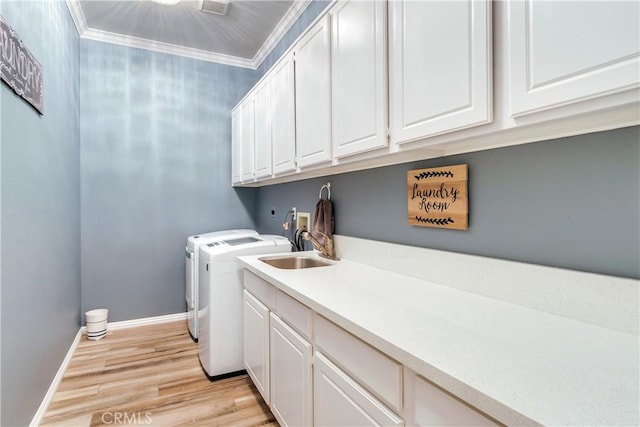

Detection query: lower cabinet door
xmin=270 ymin=313 xmax=312 ymax=427
xmin=314 ymin=351 xmax=404 ymax=427
xmin=243 ymin=290 xmax=270 ymax=403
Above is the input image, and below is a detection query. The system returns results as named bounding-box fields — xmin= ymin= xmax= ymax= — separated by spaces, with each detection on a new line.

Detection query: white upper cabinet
xmin=231 ymin=107 xmax=242 ymax=185
xmin=294 ymin=15 xmax=332 ymax=168
xmin=508 ymin=0 xmax=640 ymax=117
xmin=270 ymin=54 xmax=297 ymax=175
xmin=239 ymin=96 xmax=255 ymax=182
xmin=331 ymin=0 xmax=388 ymax=158
xmin=232 ymin=0 xmax=637 ymax=187
xmin=389 ymin=0 xmax=492 ymax=145
xmin=253 ymin=80 xmax=272 ymax=179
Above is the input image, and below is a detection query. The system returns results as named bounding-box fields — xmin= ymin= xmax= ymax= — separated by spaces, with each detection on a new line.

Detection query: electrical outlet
xmin=297 ymin=212 xmax=310 ymax=231
xmin=291 ymin=207 xmax=297 ymax=220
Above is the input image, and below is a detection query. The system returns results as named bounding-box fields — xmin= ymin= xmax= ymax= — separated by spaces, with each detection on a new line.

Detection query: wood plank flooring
xmin=41 ymin=321 xmax=278 ymax=427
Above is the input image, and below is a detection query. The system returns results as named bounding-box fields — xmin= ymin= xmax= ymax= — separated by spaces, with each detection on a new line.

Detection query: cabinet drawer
xmin=275 ymin=289 xmax=312 ymax=339
xmin=411 ymin=373 xmax=498 ymax=426
xmin=314 ymin=351 xmax=403 ymax=427
xmin=243 ymin=270 xmax=274 ymax=309
xmin=314 ymin=314 xmax=403 ymax=411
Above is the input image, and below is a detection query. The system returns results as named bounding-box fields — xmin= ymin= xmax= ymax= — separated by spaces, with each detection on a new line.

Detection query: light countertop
xmin=238 ymin=252 xmax=639 ymax=426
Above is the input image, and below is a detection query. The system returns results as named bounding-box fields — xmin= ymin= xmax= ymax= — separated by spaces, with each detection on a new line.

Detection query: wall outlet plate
xmin=297 ymin=212 xmax=310 ymax=231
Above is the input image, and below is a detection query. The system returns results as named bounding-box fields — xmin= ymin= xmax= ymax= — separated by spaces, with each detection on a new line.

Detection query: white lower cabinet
xmin=314 ymin=351 xmax=404 ymax=427
xmin=243 ymin=290 xmax=270 ymax=403
xmin=270 ymin=312 xmax=313 ymax=427
xmin=243 ymin=269 xmax=496 ymax=426
xmin=314 ymin=314 xmax=402 ymax=411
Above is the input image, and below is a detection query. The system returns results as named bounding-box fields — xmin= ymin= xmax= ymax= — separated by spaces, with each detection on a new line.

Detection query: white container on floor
xmin=86 ymin=308 xmax=108 ymax=340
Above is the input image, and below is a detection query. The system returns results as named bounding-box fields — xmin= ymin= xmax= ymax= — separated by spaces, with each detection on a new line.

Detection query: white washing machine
xmin=198 ymin=234 xmax=290 ymax=379
xmin=185 ymin=229 xmax=258 ymax=341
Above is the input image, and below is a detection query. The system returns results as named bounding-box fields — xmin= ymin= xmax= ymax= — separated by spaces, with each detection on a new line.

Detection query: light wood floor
xmin=41 ymin=320 xmax=277 ymax=427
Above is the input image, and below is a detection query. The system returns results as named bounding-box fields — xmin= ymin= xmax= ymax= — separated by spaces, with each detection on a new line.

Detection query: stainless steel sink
xmin=259 ymin=255 xmax=333 ymax=269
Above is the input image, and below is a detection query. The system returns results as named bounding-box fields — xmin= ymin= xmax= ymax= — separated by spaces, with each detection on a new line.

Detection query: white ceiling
xmin=66 ymin=0 xmax=311 ymax=69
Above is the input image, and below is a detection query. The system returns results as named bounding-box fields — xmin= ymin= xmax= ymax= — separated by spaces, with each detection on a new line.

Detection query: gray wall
xmin=257 ymin=126 xmax=640 ymax=280
xmin=80 ymin=40 xmax=259 ymax=322
xmin=0 ymin=1 xmax=81 ymax=426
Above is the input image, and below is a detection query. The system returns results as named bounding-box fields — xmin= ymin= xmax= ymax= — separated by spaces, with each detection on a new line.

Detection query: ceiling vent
xmin=200 ymin=0 xmax=230 ymax=16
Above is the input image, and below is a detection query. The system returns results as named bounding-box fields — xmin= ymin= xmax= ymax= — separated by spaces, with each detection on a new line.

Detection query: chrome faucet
xmin=302 ymin=231 xmax=339 ymax=260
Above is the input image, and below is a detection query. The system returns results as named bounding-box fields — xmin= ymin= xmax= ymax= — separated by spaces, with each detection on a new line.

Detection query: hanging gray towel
xmin=313 ymin=198 xmax=334 ymax=246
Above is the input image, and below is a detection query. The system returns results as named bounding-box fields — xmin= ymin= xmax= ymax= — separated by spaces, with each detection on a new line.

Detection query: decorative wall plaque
xmin=0 ymin=15 xmax=44 ymax=114
xmin=407 ymin=164 xmax=468 ymax=230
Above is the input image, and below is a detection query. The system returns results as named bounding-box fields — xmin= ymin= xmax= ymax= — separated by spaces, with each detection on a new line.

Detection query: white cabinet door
xmin=294 ymin=15 xmax=332 ymax=168
xmin=331 ymin=0 xmax=388 ymax=158
xmin=270 ymin=313 xmax=312 ymax=427
xmin=253 ymin=80 xmax=272 ymax=179
xmin=270 ymin=54 xmax=297 ymax=175
xmin=243 ymin=290 xmax=270 ymax=404
xmin=508 ymin=0 xmax=640 ymax=117
xmin=389 ymin=0 xmax=492 ymax=145
xmin=231 ymin=107 xmax=243 ymax=185
xmin=239 ymin=96 xmax=255 ymax=182
xmin=314 ymin=351 xmax=404 ymax=427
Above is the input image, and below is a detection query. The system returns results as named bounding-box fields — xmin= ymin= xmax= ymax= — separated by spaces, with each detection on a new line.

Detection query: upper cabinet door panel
xmin=240 ymin=97 xmax=255 ymax=182
xmin=331 ymin=0 xmax=388 ymax=159
xmin=270 ymin=55 xmax=297 ymax=176
xmin=295 ymin=15 xmax=332 ymax=168
xmin=231 ymin=107 xmax=242 ymax=185
xmin=389 ymin=0 xmax=492 ymax=145
xmin=254 ymin=80 xmax=272 ymax=179
xmin=508 ymin=0 xmax=640 ymax=117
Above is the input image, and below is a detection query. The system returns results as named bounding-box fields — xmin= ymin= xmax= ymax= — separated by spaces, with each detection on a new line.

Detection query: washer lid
xmin=187 ymin=229 xmax=257 ymax=251
xmin=198 ymin=235 xmax=291 ymax=261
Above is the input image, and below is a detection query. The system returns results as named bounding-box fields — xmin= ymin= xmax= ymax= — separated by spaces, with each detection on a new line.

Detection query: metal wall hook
xmin=318 ymin=182 xmax=331 ymax=200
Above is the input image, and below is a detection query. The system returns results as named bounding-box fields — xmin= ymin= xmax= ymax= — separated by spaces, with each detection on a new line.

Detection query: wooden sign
xmin=407 ymin=164 xmax=468 ymax=230
xmin=0 ymin=15 xmax=44 ymax=114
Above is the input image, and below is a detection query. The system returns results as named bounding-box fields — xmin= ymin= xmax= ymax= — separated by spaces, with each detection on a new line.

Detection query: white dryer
xmin=185 ymin=229 xmax=258 ymax=341
xmin=198 ymin=235 xmax=290 ymax=379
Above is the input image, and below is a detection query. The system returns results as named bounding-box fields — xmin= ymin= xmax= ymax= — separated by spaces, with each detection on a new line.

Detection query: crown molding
xmin=81 ymin=26 xmax=256 ymax=68
xmin=64 ymin=0 xmax=312 ymax=69
xmin=66 ymin=0 xmax=88 ymax=36
xmin=252 ymin=0 xmax=311 ymax=67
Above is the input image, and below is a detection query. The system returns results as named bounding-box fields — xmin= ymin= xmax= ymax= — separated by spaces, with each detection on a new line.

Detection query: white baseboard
xmin=30 ymin=328 xmax=83 ymax=427
xmin=32 ymin=312 xmax=188 ymax=426
xmin=106 ymin=312 xmax=187 ymax=331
